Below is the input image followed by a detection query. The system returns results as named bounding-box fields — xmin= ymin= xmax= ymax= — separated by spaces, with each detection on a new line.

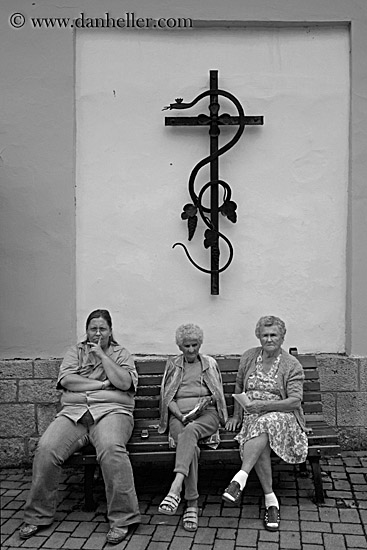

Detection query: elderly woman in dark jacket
xmin=222 ymin=316 xmax=308 ymax=532
xmin=158 ymin=323 xmax=228 ymax=531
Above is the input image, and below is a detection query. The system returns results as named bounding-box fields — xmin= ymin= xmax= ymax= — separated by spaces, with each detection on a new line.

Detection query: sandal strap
xmin=183 ymin=506 xmax=198 ymax=530
xmin=165 ymin=493 xmax=180 ymax=505
xmin=159 ymin=493 xmax=181 ymax=511
xmin=183 ymin=507 xmax=198 ymax=520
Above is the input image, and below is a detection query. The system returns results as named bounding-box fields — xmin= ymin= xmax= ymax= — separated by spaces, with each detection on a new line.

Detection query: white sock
xmin=232 ymin=470 xmax=248 ymax=490
xmin=264 ymin=492 xmax=279 ymax=509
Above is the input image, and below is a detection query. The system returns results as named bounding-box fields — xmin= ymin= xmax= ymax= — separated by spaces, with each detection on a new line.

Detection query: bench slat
xmin=303 ymin=403 xmax=323 ymax=413
xmin=304 ymin=369 xmax=319 ymax=380
xmin=137 ymin=375 xmax=163 ymax=385
xmin=304 ymin=413 xmax=327 ymax=422
xmin=303 ymin=381 xmax=321 ymax=391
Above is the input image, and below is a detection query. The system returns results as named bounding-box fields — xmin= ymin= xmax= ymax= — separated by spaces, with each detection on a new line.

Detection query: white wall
xmin=76 ymin=26 xmax=349 ymax=355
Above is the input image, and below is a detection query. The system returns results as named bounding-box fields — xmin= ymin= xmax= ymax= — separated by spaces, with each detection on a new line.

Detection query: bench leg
xmin=309 ymin=456 xmax=324 ymax=504
xmin=84 ymin=464 xmax=97 ymax=511
xmin=299 ymin=460 xmax=308 ymax=477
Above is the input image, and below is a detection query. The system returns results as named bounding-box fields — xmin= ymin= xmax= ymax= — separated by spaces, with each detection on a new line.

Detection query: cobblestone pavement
xmin=1 ymin=451 xmax=366 ymax=549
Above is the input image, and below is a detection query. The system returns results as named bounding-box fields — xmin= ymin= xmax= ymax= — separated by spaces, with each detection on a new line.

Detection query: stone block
xmin=42 ymin=532 xmax=70 ymax=547
xmin=34 ymin=359 xmax=61 ymax=379
xmin=359 ymin=358 xmax=367 ymax=391
xmin=37 ymin=404 xmax=58 ymax=434
xmin=321 ymin=392 xmax=336 ymax=426
xmin=28 ymin=437 xmax=40 ymax=460
xmin=0 ymin=404 xmax=36 ymax=437
xmin=337 ymin=393 xmax=367 ymax=426
xmin=317 ymin=355 xmax=358 ymax=391
xmin=336 ymin=427 xmax=362 ymax=450
xmin=0 ymin=360 xmax=33 ymax=379
xmin=0 ymin=380 xmax=17 ymax=402
xmin=19 ymin=379 xmax=59 ymax=403
xmin=358 ymin=427 xmax=367 ymax=449
xmin=0 ymin=439 xmax=26 ymax=468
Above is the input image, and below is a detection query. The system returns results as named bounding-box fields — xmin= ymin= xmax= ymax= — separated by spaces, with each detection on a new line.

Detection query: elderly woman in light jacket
xmin=158 ymin=323 xmax=227 ymax=531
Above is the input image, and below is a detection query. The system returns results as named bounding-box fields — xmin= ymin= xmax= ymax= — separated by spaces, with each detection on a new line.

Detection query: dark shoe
xmin=19 ymin=524 xmax=41 ymax=539
xmin=264 ymin=506 xmax=280 ymax=531
xmin=106 ymin=527 xmax=129 ymax=544
xmin=222 ymin=480 xmax=242 ymax=505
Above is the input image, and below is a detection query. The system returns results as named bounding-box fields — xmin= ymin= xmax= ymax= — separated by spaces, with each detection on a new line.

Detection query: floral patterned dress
xmin=235 ymin=353 xmax=308 ymax=463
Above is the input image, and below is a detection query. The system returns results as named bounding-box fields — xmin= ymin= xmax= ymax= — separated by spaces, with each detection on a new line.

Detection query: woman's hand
xmin=245 ymin=399 xmax=268 ymax=414
xmin=87 ymin=337 xmax=105 ymax=359
xmin=246 ymin=397 xmax=301 ymax=415
xmin=225 ymin=416 xmax=241 ymax=431
xmin=180 ymin=414 xmax=191 ymax=425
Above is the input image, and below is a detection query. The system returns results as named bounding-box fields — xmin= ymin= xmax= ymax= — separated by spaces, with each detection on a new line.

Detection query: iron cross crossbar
xmin=164 ymin=70 xmax=263 ymax=295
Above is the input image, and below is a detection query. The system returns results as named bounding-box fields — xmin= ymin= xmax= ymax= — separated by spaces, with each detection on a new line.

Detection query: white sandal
xmin=158 ymin=493 xmax=181 ymax=515
xmin=183 ymin=506 xmax=198 ymax=531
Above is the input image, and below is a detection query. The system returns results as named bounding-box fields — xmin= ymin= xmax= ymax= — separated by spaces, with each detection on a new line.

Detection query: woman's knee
xmin=34 ymin=437 xmax=62 ymax=466
xmin=182 ymin=422 xmax=201 ymax=438
xmin=98 ymin=441 xmax=128 ymax=461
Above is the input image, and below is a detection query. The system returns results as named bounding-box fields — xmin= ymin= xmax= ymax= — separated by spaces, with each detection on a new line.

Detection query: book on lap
xmin=182 ymin=396 xmax=212 ymax=422
xmin=232 ymin=392 xmax=251 ymax=409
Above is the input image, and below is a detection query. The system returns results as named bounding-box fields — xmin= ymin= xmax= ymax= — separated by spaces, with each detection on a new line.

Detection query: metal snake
xmin=165 ymin=88 xmax=245 ymax=274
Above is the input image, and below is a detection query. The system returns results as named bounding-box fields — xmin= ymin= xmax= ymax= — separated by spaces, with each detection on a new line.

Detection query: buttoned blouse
xmin=56 ymin=341 xmax=138 ymax=423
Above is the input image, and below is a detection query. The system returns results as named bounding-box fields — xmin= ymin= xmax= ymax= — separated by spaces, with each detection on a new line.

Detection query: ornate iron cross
xmin=163 ymin=70 xmax=263 ymax=295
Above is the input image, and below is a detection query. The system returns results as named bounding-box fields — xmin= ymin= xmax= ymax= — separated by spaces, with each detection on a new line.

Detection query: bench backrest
xmin=134 ymin=353 xmax=323 ymax=428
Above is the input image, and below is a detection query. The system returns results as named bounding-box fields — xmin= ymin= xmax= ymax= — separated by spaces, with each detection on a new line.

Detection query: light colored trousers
xmin=169 ymin=408 xmax=220 ymax=501
xmin=24 ymin=411 xmax=141 ymax=528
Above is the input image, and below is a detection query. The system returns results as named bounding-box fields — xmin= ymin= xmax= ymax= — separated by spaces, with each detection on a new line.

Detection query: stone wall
xmin=0 ymin=355 xmax=366 ymax=468
xmin=316 ymin=355 xmax=367 ymax=450
xmin=0 ymin=359 xmax=62 ymax=468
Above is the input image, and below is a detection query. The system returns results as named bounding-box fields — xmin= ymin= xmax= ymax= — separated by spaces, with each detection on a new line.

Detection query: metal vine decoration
xmin=163 ymin=70 xmax=263 ymax=295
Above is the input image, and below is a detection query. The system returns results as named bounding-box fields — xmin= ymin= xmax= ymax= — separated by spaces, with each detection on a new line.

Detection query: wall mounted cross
xmin=163 ymin=70 xmax=263 ymax=295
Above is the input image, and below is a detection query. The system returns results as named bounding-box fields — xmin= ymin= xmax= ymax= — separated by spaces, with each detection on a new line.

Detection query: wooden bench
xmin=65 ymin=350 xmax=340 ymax=508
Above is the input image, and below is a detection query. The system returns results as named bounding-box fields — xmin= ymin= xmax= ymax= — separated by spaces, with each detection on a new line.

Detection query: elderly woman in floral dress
xmin=222 ymin=315 xmax=308 ymax=532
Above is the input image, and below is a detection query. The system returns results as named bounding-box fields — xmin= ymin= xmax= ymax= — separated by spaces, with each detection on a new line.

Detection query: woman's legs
xmin=223 ymin=433 xmax=270 ymax=502
xmin=90 ymin=413 xmax=141 ymax=529
xmin=170 ymin=410 xmax=219 ymax=501
xmin=243 ymin=436 xmax=279 ymax=508
xmin=223 ymin=433 xmax=280 ymax=528
xmin=240 ymin=433 xmax=270 ymax=474
xmin=254 ymin=441 xmax=273 ymax=495
xmin=159 ymin=410 xmax=219 ymax=521
xmin=24 ymin=415 xmax=88 ymax=525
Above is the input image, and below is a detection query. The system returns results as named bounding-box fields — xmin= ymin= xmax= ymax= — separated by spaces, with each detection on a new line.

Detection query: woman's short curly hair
xmin=255 ymin=315 xmax=287 ymax=339
xmin=175 ymin=323 xmax=204 ymax=347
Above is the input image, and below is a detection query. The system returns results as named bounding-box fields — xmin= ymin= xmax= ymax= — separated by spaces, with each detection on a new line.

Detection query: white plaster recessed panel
xmin=76 ymin=27 xmax=349 ymax=354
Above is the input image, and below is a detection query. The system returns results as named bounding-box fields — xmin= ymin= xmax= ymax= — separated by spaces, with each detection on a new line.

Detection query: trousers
xmin=169 ymin=409 xmax=220 ymax=501
xmin=24 ymin=411 xmax=141 ymax=528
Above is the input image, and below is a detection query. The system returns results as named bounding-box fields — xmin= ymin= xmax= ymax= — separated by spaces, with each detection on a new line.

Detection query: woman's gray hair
xmin=255 ymin=316 xmax=287 ymax=339
xmin=175 ymin=323 xmax=204 ymax=346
